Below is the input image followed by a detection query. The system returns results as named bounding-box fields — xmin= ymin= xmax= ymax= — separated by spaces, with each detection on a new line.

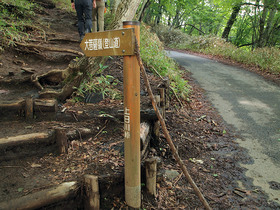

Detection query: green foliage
xmin=163 ymin=29 xmax=280 ymax=74
xmin=153 ymin=25 xmax=187 ymax=46
xmin=73 ymin=69 xmax=122 ymax=102
xmin=0 ymin=0 xmax=39 ymax=46
xmin=142 ymin=0 xmax=280 ymax=48
xmin=51 ymin=0 xmax=73 ymax=12
xmin=140 ymin=24 xmax=190 ymax=99
xmin=1 ymin=0 xmax=36 ymax=17
xmin=202 ymin=38 xmax=280 ymax=74
xmin=104 ymin=12 xmax=115 ymax=31
xmin=93 ymin=74 xmax=122 ymax=100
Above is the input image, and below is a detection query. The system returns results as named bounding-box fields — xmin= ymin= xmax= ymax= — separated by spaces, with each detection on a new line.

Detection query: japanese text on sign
xmin=124 ymin=107 xmax=130 ymax=139
xmin=84 ymin=37 xmax=120 ymax=51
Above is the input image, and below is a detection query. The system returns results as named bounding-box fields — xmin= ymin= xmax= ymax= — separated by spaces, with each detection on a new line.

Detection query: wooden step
xmin=0 ymin=98 xmax=58 ymax=120
xmin=0 ymin=181 xmax=79 ymax=210
xmin=0 ymin=131 xmax=55 ymax=161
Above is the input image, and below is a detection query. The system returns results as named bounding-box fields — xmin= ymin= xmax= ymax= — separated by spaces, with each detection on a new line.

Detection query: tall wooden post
xmin=123 ymin=21 xmax=141 ymax=209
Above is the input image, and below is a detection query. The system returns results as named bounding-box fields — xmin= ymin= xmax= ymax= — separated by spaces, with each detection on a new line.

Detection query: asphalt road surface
xmin=167 ymin=50 xmax=280 ymax=204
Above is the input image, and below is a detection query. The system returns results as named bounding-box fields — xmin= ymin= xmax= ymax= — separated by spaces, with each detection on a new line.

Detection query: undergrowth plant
xmin=140 ymin=24 xmax=191 ymax=99
xmin=154 ymin=24 xmax=280 ymax=75
xmin=73 ymin=68 xmax=122 ymax=103
xmin=0 ymin=0 xmax=42 ymax=47
xmin=52 ymin=0 xmax=73 ymax=12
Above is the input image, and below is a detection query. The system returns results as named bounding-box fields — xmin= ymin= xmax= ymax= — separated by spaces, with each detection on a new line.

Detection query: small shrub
xmin=153 ymin=24 xmax=280 ymax=75
xmin=0 ymin=0 xmax=40 ymax=46
xmin=153 ymin=24 xmax=188 ymax=46
xmin=73 ymin=72 xmax=122 ymax=102
xmin=52 ymin=0 xmax=73 ymax=11
xmin=141 ymin=24 xmax=191 ymax=99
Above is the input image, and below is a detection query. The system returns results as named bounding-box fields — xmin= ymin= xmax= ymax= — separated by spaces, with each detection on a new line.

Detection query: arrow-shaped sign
xmin=80 ymin=28 xmax=135 ymax=57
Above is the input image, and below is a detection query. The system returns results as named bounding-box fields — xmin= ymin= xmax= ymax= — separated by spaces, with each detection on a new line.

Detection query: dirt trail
xmin=0 ymin=1 xmax=279 ymax=209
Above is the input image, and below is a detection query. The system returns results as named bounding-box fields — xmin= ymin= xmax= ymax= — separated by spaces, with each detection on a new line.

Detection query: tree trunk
xmin=155 ymin=1 xmax=162 ymax=25
xmin=111 ymin=0 xmax=121 ymax=14
xmin=172 ymin=7 xmax=180 ymax=29
xmin=137 ymin=0 xmax=149 ymax=21
xmin=109 ymin=0 xmax=142 ymax=30
xmin=251 ymin=0 xmax=260 ymax=50
xmin=256 ymin=0 xmax=279 ymax=47
xmin=168 ymin=15 xmax=171 ymax=26
xmin=222 ymin=3 xmax=242 ymax=41
xmin=268 ymin=20 xmax=280 ymax=46
xmin=261 ymin=0 xmax=279 ymax=47
xmin=257 ymin=3 xmax=269 ymax=47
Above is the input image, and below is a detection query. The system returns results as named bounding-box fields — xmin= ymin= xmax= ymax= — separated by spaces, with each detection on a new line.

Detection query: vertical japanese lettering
xmin=124 ymin=107 xmax=130 ymax=139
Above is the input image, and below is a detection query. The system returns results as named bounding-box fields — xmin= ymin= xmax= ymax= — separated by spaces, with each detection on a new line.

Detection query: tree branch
xmin=185 ymin=24 xmax=205 ymax=34
xmin=242 ymin=2 xmax=264 ymax=7
xmin=237 ymin=43 xmax=253 ymax=48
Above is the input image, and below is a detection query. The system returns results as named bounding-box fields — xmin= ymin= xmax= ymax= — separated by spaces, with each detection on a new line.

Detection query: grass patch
xmin=52 ymin=0 xmax=73 ymax=12
xmin=140 ymin=24 xmax=191 ymax=99
xmin=154 ymin=24 xmax=280 ymax=75
xmin=0 ymin=0 xmax=42 ymax=46
xmin=0 ymin=0 xmax=73 ymax=47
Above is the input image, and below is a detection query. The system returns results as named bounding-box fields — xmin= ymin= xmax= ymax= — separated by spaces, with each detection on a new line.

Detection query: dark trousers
xmin=75 ymin=0 xmax=92 ymax=39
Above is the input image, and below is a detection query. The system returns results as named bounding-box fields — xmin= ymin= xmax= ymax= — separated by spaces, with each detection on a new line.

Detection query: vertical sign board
xmin=80 ymin=22 xmax=141 ymax=209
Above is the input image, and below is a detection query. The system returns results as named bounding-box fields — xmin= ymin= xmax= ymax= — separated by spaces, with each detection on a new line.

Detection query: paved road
xmin=167 ymin=50 xmax=280 ymax=203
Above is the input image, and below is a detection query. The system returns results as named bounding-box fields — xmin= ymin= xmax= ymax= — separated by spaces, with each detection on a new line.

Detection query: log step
xmin=0 ymin=132 xmax=54 ymax=147
xmin=0 ymin=181 xmax=79 ymax=210
xmin=0 ymin=131 xmax=55 ymax=161
xmin=0 ymin=98 xmax=58 ymax=119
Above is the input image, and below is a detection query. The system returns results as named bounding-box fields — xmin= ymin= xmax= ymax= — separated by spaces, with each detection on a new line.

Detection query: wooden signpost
xmin=80 ymin=28 xmax=136 ymax=57
xmin=80 ymin=21 xmax=141 ymax=209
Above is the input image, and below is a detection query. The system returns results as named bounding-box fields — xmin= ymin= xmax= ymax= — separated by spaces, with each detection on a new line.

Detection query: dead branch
xmin=149 ymin=66 xmax=183 ymax=107
xmin=150 ymin=66 xmax=164 ymax=80
xmin=93 ymin=120 xmax=108 ymax=139
xmin=15 ymin=42 xmax=84 ymax=56
xmin=185 ymin=24 xmax=205 ymax=34
xmin=134 ymin=40 xmax=212 ymax=210
xmin=233 ymin=190 xmax=245 ymax=198
xmin=170 ymin=86 xmax=184 ymax=107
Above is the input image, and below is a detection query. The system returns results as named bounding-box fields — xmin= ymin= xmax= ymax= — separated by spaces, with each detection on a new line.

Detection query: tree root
xmin=15 ymin=42 xmax=84 ymax=56
xmin=31 ymin=74 xmax=44 ymax=90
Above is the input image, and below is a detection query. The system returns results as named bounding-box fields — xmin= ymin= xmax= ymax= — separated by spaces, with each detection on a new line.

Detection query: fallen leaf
xmin=31 ymin=163 xmax=41 ymax=168
xmin=17 ymin=188 xmax=24 ymax=192
xmin=189 ymin=158 xmax=204 ymax=164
